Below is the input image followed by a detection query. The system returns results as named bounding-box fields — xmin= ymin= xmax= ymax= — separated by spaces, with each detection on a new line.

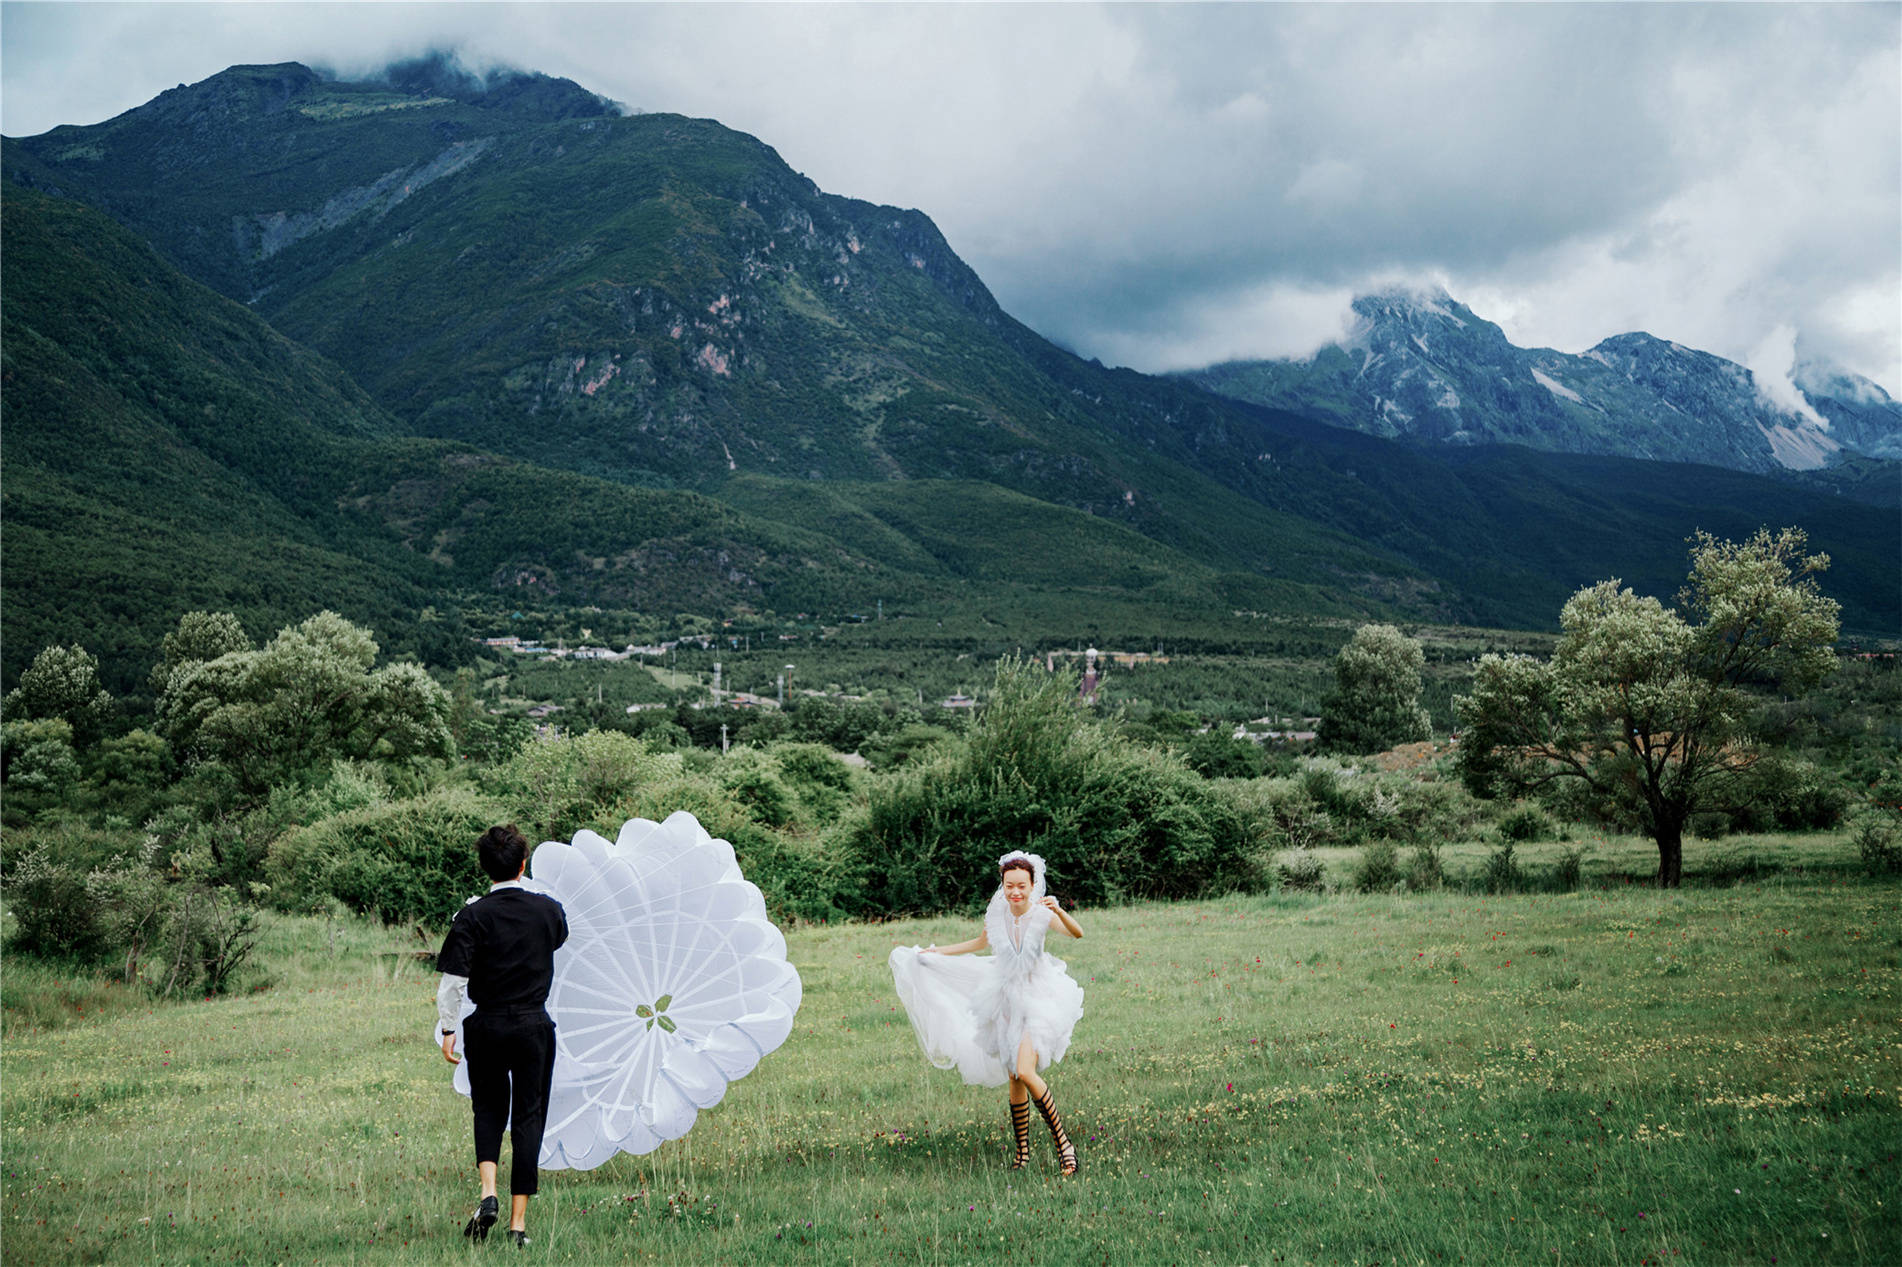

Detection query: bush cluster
xmin=268 ymin=787 xmax=502 ymax=926
xmin=847 ymin=659 xmax=1270 ymax=914
xmin=1239 ymin=761 xmax=1483 ymax=853
xmin=3 ymin=834 xmax=259 ymax=996
xmin=1854 ymin=814 xmax=1902 ymax=876
xmin=1352 ymin=840 xmax=1403 ymax=892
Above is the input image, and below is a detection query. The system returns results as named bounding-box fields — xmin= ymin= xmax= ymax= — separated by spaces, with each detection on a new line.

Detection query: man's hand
xmin=441 ymin=1032 xmax=460 ymax=1065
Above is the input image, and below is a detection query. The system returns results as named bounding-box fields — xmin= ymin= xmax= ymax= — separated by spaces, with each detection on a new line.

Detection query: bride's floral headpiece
xmin=995 ymin=849 xmax=1048 ymax=901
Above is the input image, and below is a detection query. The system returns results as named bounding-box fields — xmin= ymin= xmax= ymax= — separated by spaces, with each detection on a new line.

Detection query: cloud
xmin=1080 ymin=281 xmax=1360 ymax=374
xmin=1746 ymin=326 xmax=1828 ymax=428
xmin=2 ymin=3 xmax=1895 ymax=392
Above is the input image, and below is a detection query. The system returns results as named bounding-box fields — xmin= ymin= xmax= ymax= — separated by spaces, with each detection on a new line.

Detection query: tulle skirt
xmin=889 ymin=947 xmax=1085 ymax=1087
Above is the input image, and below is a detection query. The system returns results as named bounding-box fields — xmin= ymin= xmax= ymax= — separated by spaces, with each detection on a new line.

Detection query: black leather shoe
xmin=463 ymin=1195 xmax=499 ymax=1241
xmin=508 ymin=1229 xmax=530 ymax=1247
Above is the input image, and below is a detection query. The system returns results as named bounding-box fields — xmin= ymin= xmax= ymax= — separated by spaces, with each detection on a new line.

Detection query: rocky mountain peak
xmin=1346 ymin=286 xmax=1512 ymax=356
xmin=1586 ymin=331 xmax=1708 ymax=366
xmin=127 ymin=62 xmax=326 ymax=129
xmin=1185 ymin=293 xmax=1901 ymax=475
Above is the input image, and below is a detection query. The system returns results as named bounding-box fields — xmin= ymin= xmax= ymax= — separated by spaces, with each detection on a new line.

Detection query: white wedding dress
xmin=889 ymin=890 xmax=1085 ymax=1087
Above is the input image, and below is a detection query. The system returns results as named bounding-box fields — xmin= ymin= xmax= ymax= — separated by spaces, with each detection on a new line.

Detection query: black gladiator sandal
xmin=463 ymin=1194 xmax=498 ymax=1241
xmin=1031 ymin=1086 xmax=1079 ymax=1176
xmin=1008 ymin=1098 xmax=1032 ymax=1169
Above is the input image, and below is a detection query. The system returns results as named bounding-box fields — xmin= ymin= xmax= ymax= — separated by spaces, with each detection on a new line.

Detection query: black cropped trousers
xmin=463 ymin=1006 xmax=557 ymax=1196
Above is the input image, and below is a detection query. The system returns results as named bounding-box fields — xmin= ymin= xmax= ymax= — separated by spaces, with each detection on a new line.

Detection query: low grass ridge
xmin=2 ymin=861 xmax=1895 ymax=1265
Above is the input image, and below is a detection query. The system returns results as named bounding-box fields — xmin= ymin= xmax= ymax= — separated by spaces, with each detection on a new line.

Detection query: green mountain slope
xmin=0 ymin=62 xmax=1452 ymax=606
xmin=6 ymin=60 xmax=1894 ymax=641
xmin=4 ymin=187 xmax=1371 ymax=690
xmin=2 ymin=185 xmax=447 ymax=681
xmin=0 ymin=188 xmax=893 ymax=687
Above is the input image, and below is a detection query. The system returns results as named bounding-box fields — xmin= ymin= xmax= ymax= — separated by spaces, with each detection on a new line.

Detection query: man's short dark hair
xmin=477 ymin=824 xmax=531 ymax=882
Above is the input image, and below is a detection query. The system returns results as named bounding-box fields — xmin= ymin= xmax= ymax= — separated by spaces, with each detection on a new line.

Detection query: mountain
xmin=0 ymin=187 xmax=898 ymax=688
xmin=1793 ymin=356 xmax=1902 ymax=461
xmin=3 ymin=187 xmax=1380 ymax=691
xmin=1182 ymin=287 xmax=1902 ymax=478
xmin=4 ymin=61 xmax=1896 ymax=675
xmin=0 ymin=60 xmax=1468 ymax=605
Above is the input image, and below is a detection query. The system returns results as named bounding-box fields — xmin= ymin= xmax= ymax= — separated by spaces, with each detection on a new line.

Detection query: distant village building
xmin=569 ymin=645 xmax=631 ymax=661
xmin=1233 ymin=717 xmax=1319 ymax=743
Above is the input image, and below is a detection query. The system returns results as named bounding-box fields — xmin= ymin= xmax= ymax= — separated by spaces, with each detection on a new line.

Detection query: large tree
xmin=1456 ymin=529 xmax=1840 ymax=887
xmin=149 ymin=611 xmax=252 ymax=698
xmin=2 ymin=644 xmax=115 ymax=744
xmin=1318 ymin=623 xmax=1431 ymax=754
xmin=159 ymin=611 xmax=451 ymax=795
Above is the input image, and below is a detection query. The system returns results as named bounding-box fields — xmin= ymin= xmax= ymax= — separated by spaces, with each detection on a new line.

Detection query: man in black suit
xmin=437 ymin=825 xmax=569 ymax=1246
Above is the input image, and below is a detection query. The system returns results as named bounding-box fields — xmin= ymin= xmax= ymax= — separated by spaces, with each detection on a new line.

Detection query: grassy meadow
xmin=3 ymin=838 xmax=1897 ymax=1266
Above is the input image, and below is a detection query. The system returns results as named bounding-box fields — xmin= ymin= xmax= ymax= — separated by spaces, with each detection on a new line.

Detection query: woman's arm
xmin=1041 ymin=896 xmax=1083 ymax=939
xmin=921 ymin=927 xmax=988 ymax=955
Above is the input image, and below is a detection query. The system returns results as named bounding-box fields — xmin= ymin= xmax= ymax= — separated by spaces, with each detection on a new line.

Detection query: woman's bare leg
xmin=1013 ymin=1035 xmax=1047 ymax=1099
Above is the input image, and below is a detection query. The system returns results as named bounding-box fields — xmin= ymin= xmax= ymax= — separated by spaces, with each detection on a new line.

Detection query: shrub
xmin=1483 ymin=842 xmax=1524 ymax=894
xmin=1854 ymin=814 xmax=1902 ymax=876
xmin=859 ymin=723 xmax=955 ymax=770
xmin=1389 ymin=780 xmax=1482 ymax=845
xmin=1353 ymin=840 xmax=1403 ymax=892
xmin=847 ymin=658 xmax=1268 ymax=915
xmin=1689 ymin=812 xmax=1731 ymax=839
xmin=1238 ymin=775 xmax=1351 ymax=851
xmin=142 ymin=791 xmax=307 ymax=891
xmin=1277 ymin=853 xmax=1327 ymax=892
xmin=1405 ymin=841 xmax=1445 ymax=890
xmin=4 ymin=840 xmax=261 ymax=996
xmin=1550 ymin=846 xmax=1584 ymax=892
xmin=1181 ymin=731 xmax=1268 ymax=780
xmin=719 ymin=751 xmax=796 ymax=828
xmin=267 ymin=787 xmax=503 ymax=924
xmin=729 ymin=826 xmax=857 ymax=926
xmin=4 ymin=842 xmax=105 ymax=959
xmin=134 ymin=877 xmax=261 ymax=996
xmin=1496 ymin=803 xmax=1555 ymax=843
xmin=772 ymin=743 xmax=856 ymax=822
xmin=1700 ymin=850 xmax=1778 ymax=887
xmin=1729 ymin=755 xmax=1847 ymax=832
xmin=482 ymin=730 xmax=664 ymax=840
xmin=0 ymin=718 xmax=83 ymax=822
xmin=83 ymin=848 xmax=172 ymax=983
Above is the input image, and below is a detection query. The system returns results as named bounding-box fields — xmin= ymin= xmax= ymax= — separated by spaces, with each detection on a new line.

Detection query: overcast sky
xmin=4 ymin=2 xmax=1897 ymax=398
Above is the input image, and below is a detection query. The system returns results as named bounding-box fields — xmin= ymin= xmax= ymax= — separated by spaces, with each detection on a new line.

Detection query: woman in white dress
xmin=888 ymin=851 xmax=1086 ymax=1174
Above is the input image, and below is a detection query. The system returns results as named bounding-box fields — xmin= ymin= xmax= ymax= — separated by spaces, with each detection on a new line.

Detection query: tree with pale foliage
xmin=1456 ymin=529 xmax=1840 ymax=887
xmin=159 ymin=611 xmax=452 ymax=795
xmin=2 ymin=644 xmax=115 ymax=743
xmin=1319 ymin=624 xmax=1431 ymax=754
xmin=149 ymin=611 xmax=252 ymax=698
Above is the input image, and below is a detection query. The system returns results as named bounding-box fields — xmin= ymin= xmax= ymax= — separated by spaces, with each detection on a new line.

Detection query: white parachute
xmin=449 ymin=811 xmax=802 ymax=1169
